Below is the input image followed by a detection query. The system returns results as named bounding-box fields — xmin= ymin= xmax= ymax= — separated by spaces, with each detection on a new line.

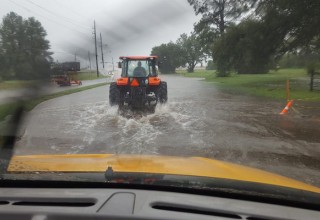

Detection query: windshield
xmin=128 ymin=60 xmax=149 ymax=77
xmin=0 ymin=0 xmax=320 ymax=203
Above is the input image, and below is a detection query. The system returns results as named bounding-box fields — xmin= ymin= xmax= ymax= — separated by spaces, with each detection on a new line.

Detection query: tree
xmin=187 ymin=0 xmax=320 ymax=77
xmin=213 ymin=19 xmax=281 ymax=75
xmin=0 ymin=12 xmax=25 ymax=79
xmin=22 ymin=17 xmax=52 ymax=79
xmin=212 ymin=0 xmax=320 ymax=76
xmin=193 ymin=14 xmax=218 ymax=57
xmin=253 ymin=0 xmax=320 ymax=73
xmin=188 ymin=0 xmax=254 ymax=57
xmin=176 ymin=33 xmax=204 ymax=72
xmin=0 ymin=12 xmax=52 ymax=80
xmin=256 ymin=0 xmax=320 ymax=54
xmin=151 ymin=42 xmax=184 ymax=74
xmin=212 ymin=34 xmax=232 ymax=76
xmin=188 ymin=0 xmax=253 ymax=34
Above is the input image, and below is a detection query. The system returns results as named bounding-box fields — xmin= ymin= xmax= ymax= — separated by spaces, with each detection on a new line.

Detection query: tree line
xmin=151 ymin=0 xmax=320 ymax=76
xmin=0 ymin=12 xmax=52 ymax=80
xmin=151 ymin=33 xmax=204 ymax=73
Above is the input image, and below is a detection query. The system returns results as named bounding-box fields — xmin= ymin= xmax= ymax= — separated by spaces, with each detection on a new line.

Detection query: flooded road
xmin=15 ymin=74 xmax=320 ymax=187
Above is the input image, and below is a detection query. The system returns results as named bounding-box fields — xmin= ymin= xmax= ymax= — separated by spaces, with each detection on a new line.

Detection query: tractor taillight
xmin=116 ymin=77 xmax=129 ymax=86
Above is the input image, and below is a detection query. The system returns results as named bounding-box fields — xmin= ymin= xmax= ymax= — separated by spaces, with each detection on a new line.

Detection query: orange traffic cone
xmin=280 ymin=100 xmax=294 ymax=115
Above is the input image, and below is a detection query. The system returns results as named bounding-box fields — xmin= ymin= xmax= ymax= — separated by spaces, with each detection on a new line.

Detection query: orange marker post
xmin=280 ymin=100 xmax=294 ymax=115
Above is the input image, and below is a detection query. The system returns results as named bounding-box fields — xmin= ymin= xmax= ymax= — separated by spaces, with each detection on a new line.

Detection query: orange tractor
xmin=109 ymin=56 xmax=167 ymax=111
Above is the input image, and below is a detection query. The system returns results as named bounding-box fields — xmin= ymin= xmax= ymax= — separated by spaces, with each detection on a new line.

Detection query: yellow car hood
xmin=8 ymin=154 xmax=320 ymax=194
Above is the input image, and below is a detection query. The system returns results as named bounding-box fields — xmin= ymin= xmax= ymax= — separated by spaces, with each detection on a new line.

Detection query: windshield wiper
xmin=0 ymin=105 xmax=24 ymax=176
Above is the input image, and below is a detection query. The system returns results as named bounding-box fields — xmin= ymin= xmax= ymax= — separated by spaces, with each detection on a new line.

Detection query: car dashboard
xmin=0 ymin=187 xmax=319 ymax=220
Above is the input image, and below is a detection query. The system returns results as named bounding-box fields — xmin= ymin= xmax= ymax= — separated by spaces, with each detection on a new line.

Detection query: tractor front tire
xmin=158 ymin=81 xmax=168 ymax=104
xmin=109 ymin=82 xmax=120 ymax=106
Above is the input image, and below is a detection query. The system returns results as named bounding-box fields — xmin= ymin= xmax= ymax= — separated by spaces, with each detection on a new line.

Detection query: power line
xmin=25 ymin=0 xmax=91 ymax=30
xmin=53 ymin=0 xmax=84 ymax=19
xmin=7 ymin=0 xmax=89 ymax=36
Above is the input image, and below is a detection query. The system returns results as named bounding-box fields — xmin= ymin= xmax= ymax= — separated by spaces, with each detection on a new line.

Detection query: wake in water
xmin=59 ymin=100 xmax=203 ymax=155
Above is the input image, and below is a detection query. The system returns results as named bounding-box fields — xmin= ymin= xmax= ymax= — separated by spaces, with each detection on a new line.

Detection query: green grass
xmin=177 ymin=70 xmax=214 ymax=78
xmin=77 ymin=71 xmax=108 ymax=80
xmin=0 ymin=80 xmax=37 ymax=90
xmin=0 ymin=82 xmax=107 ymax=121
xmin=180 ymin=68 xmax=320 ymax=101
xmin=0 ymin=103 xmax=19 ymax=122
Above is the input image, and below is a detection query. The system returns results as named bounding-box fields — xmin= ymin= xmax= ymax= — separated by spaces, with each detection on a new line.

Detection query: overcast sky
xmin=0 ymin=0 xmax=199 ymax=69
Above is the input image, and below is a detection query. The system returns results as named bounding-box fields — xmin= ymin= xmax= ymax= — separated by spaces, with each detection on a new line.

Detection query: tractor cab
xmin=118 ymin=56 xmax=158 ymax=78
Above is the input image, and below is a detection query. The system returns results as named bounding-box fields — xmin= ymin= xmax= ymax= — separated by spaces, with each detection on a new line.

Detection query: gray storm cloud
xmin=0 ymin=0 xmax=198 ymax=66
xmin=58 ymin=0 xmax=197 ymax=65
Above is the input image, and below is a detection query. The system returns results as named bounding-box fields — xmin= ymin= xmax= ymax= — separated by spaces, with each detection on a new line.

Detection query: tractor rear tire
xmin=109 ymin=82 xmax=120 ymax=106
xmin=158 ymin=81 xmax=168 ymax=104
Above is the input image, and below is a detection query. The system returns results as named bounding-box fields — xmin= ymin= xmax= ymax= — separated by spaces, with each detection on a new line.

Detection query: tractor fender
xmin=148 ymin=77 xmax=161 ymax=86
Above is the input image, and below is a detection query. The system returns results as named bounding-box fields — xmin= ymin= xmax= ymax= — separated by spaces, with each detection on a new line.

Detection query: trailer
xmin=50 ymin=62 xmax=82 ymax=86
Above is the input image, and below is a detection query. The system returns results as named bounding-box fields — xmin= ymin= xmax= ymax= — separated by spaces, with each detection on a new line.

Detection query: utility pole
xmin=100 ymin=33 xmax=105 ymax=69
xmin=93 ymin=20 xmax=99 ymax=77
xmin=112 ymin=57 xmax=114 ymax=71
xmin=88 ymin=51 xmax=91 ymax=70
xmin=74 ymin=52 xmax=77 ymax=62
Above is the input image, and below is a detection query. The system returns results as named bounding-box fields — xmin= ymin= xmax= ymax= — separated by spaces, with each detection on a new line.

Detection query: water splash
xmin=59 ymin=99 xmax=205 ymax=155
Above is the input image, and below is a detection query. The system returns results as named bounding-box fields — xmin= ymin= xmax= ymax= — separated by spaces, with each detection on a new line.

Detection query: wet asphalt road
xmin=15 ymin=74 xmax=320 ymax=187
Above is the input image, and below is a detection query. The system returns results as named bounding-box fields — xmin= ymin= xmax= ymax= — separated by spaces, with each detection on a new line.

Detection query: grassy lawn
xmin=0 ymin=82 xmax=107 ymax=121
xmin=77 ymin=71 xmax=108 ymax=80
xmin=180 ymin=68 xmax=320 ymax=101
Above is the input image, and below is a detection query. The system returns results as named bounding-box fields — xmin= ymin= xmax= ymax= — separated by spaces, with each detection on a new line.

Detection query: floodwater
xmin=14 ymin=75 xmax=320 ymax=187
